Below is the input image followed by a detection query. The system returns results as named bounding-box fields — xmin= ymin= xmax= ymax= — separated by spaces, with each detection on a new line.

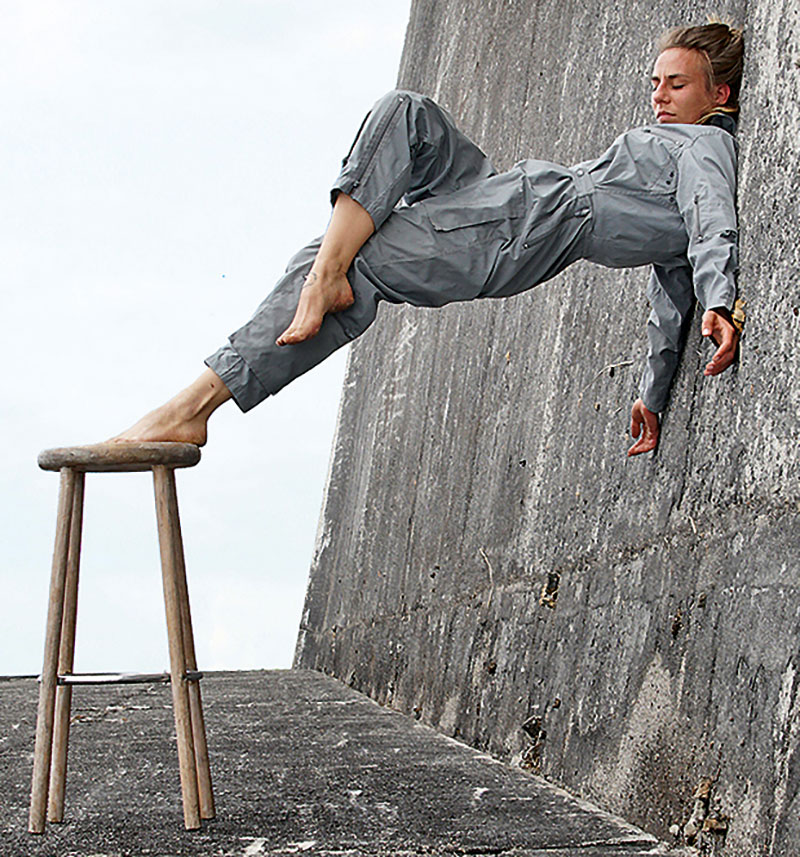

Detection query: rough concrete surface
xmin=295 ymin=2 xmax=800 ymax=856
xmin=0 ymin=670 xmax=687 ymax=856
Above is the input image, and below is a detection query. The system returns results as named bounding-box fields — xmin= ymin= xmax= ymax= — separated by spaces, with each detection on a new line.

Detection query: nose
xmin=652 ymin=81 xmax=669 ymax=104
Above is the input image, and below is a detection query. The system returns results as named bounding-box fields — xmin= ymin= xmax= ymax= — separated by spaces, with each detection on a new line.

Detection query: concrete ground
xmin=1 ymin=669 xmax=688 ymax=856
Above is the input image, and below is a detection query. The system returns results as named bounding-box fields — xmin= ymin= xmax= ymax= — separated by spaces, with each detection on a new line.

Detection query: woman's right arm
xmin=628 ymin=262 xmax=694 ymax=456
xmin=639 ymin=262 xmax=695 ymax=415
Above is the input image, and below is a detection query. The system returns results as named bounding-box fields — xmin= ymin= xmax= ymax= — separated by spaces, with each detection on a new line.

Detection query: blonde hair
xmin=657 ymin=21 xmax=744 ymax=118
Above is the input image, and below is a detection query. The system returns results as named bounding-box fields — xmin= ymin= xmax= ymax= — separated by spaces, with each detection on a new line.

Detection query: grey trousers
xmin=206 ymin=90 xmax=589 ymax=412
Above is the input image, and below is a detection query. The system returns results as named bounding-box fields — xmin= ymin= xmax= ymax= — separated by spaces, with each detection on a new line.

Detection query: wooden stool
xmin=29 ymin=442 xmax=215 ymax=833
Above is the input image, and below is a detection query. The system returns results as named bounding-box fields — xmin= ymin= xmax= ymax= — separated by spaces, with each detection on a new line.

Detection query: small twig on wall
xmin=578 ymin=360 xmax=634 ymax=399
xmin=478 ymin=547 xmax=495 ymax=609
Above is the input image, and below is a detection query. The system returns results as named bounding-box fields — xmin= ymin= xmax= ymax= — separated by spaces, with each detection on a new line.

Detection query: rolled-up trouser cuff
xmin=330 ymin=174 xmax=399 ymax=235
xmin=204 ymin=342 xmax=269 ymax=413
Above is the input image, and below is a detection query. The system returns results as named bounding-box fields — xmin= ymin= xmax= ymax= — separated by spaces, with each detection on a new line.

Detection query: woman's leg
xmin=277 ymin=89 xmax=495 ymax=345
xmin=110 ymin=366 xmax=232 ymax=445
xmin=110 ymin=195 xmax=372 ymax=443
xmin=276 ymin=193 xmax=374 ymax=345
xmin=112 ymin=91 xmax=494 ymax=443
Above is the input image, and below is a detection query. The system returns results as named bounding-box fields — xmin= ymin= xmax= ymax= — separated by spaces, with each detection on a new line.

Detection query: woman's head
xmin=651 ymin=22 xmax=744 ymax=124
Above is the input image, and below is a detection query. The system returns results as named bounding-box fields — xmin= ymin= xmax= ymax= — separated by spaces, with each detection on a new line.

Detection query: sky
xmin=0 ymin=1 xmax=412 ymax=675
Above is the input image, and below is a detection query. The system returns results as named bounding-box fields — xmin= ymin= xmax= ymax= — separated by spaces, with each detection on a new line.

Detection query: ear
xmin=714 ymin=82 xmax=731 ymax=107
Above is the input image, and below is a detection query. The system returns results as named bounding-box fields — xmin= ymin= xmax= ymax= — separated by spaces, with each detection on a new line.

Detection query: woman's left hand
xmin=702 ymin=308 xmax=740 ymax=376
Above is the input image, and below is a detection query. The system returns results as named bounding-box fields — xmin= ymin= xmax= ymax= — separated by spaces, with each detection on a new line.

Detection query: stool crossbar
xmin=29 ymin=442 xmax=215 ymax=832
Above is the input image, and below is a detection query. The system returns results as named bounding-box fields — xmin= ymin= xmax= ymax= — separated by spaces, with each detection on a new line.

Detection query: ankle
xmin=309 ymin=256 xmax=349 ymax=281
xmin=174 ymin=372 xmax=231 ymax=420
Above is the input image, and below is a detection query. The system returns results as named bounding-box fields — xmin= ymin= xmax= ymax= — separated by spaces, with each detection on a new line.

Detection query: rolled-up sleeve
xmin=675 ymin=131 xmax=738 ymax=311
xmin=640 ymin=262 xmax=695 ymax=413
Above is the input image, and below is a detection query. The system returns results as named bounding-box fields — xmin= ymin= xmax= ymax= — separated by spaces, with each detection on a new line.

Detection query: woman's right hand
xmin=628 ymin=398 xmax=659 ymax=456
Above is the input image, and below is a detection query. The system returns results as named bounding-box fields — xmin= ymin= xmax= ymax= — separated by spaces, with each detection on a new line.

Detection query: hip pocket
xmin=422 ymin=173 xmax=528 ymax=232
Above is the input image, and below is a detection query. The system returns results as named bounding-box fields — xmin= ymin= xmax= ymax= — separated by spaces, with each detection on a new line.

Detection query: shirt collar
xmin=697 ymin=111 xmax=738 ymax=135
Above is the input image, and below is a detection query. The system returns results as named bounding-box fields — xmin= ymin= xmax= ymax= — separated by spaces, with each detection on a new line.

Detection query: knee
xmin=378 ymin=88 xmax=427 ymax=109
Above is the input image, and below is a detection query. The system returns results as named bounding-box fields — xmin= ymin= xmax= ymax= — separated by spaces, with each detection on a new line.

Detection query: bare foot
xmin=109 ymin=368 xmax=232 ymax=445
xmin=109 ymin=397 xmax=210 ymax=445
xmin=276 ymin=268 xmax=354 ymax=346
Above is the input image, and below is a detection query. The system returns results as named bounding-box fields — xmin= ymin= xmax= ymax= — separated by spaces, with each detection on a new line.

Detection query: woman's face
xmin=651 ymin=47 xmax=730 ymax=124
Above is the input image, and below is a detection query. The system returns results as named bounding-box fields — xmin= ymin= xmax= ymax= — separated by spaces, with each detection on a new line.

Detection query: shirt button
xmin=576 ymin=168 xmax=584 ymax=176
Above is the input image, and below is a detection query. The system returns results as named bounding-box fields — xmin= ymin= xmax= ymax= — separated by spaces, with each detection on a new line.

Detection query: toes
xmin=276 ymin=321 xmax=299 ymax=345
xmin=277 ymin=327 xmax=301 ymax=346
xmin=276 ymin=318 xmax=323 ymax=346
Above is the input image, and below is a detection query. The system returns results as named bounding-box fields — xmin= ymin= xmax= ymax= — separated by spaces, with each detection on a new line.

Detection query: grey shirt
xmin=573 ymin=115 xmax=739 ymax=412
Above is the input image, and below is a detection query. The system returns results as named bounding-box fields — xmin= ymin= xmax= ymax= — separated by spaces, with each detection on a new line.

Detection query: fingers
xmin=702 ymin=310 xmax=739 ymax=376
xmin=628 ymin=433 xmax=657 ymax=456
xmin=705 ymin=338 xmax=736 ymax=375
xmin=628 ymin=400 xmax=659 ymax=456
xmin=701 ymin=311 xmax=721 ymax=346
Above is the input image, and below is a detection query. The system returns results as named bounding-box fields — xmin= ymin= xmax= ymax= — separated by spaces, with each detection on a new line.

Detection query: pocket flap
xmin=422 ymin=174 xmax=527 ymax=231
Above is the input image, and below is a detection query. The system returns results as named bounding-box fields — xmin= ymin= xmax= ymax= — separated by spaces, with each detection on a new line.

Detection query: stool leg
xmin=29 ymin=468 xmax=77 ymax=833
xmin=166 ymin=476 xmax=215 ymax=819
xmin=153 ymin=465 xmax=201 ymax=831
xmin=48 ymin=471 xmax=85 ymax=822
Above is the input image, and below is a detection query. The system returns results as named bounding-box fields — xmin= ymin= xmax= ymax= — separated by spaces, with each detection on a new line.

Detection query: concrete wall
xmin=295 ymin=1 xmax=800 ymax=853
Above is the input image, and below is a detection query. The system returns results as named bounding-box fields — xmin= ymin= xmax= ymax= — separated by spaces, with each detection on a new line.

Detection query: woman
xmin=114 ymin=22 xmax=744 ymax=457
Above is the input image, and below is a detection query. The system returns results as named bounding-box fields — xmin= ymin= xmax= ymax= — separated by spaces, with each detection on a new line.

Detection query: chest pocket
xmin=650 ymin=158 xmax=680 ymax=195
xmin=598 ymin=130 xmax=680 ymax=196
xmin=639 ymin=133 xmax=681 ymax=195
xmin=422 ymin=173 xmax=528 ymax=231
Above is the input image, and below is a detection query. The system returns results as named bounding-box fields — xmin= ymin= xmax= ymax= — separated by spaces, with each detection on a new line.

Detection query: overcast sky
xmin=1 ymin=1 xmax=412 ymax=675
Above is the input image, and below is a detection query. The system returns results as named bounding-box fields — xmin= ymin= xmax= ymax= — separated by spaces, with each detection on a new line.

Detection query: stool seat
xmin=38 ymin=442 xmax=201 ymax=473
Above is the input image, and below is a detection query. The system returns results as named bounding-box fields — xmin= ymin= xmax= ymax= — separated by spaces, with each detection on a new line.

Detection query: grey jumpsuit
xmin=206 ymin=90 xmax=738 ymax=415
